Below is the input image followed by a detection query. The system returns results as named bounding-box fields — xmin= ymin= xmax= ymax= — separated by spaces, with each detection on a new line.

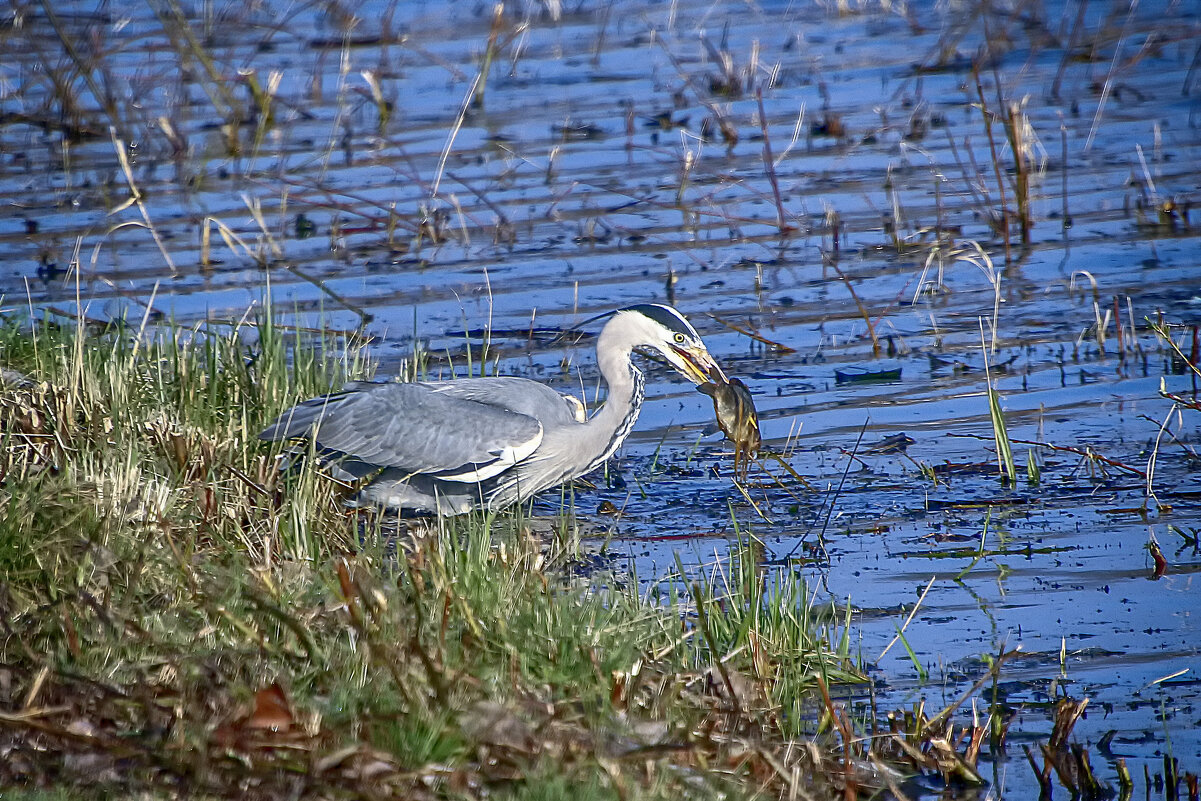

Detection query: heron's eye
xmin=673 ymin=333 xmax=687 ymax=345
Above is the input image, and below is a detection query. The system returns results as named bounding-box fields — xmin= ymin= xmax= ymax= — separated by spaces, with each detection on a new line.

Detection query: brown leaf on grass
xmin=336 ymin=558 xmax=357 ymax=603
xmin=212 ymin=681 xmax=297 ymax=748
xmin=247 ymin=682 xmax=293 ymax=731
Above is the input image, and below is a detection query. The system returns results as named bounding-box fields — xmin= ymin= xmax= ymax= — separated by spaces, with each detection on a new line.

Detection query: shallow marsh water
xmin=2 ymin=0 xmax=1200 ymax=795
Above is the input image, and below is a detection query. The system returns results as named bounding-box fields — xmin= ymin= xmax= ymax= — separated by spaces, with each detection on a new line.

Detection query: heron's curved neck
xmin=584 ymin=323 xmax=645 ymax=466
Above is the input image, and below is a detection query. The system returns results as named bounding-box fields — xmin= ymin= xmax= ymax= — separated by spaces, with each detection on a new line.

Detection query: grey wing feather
xmin=260 ymin=383 xmax=543 ymax=478
xmin=259 ymin=391 xmax=349 ymax=441
xmin=425 ymin=377 xmax=583 ymax=426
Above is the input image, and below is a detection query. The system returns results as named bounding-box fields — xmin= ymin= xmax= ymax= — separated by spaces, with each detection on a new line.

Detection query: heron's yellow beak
xmin=671 ymin=345 xmax=727 ymax=385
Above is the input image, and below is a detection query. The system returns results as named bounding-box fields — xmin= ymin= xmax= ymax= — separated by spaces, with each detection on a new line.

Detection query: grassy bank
xmin=0 ymin=316 xmax=873 ymax=800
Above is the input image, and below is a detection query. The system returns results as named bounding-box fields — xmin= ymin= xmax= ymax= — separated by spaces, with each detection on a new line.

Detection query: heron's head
xmin=615 ymin=303 xmax=727 ymax=385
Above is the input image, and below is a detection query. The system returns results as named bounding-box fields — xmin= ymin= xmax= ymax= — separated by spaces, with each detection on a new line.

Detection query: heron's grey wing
xmin=261 ymin=383 xmax=543 ymax=482
xmin=259 ymin=391 xmax=353 ymax=441
xmin=424 ymin=377 xmax=583 ymax=426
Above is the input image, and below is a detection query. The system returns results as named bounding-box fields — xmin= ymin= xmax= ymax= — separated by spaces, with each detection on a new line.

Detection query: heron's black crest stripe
xmin=618 ymin=303 xmax=700 ymax=340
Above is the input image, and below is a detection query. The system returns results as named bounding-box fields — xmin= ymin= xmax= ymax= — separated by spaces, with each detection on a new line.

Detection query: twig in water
xmin=785 ymin=417 xmax=869 ymax=562
xmin=947 ymin=433 xmax=1147 ymax=478
xmin=922 ymin=646 xmax=1020 ymax=737
xmin=827 ymin=260 xmax=881 ymax=357
xmin=755 ymin=89 xmax=794 ymax=235
xmin=1083 ymin=1 xmax=1137 ymax=154
xmin=1060 ymin=115 xmax=1072 ymax=228
xmin=973 ymin=68 xmax=1012 ymax=262
xmin=877 ymin=575 xmax=936 ymax=662
xmin=431 ymin=73 xmax=482 ymax=200
xmin=1146 ymin=403 xmax=1184 ymax=512
xmin=706 ymin=312 xmax=796 ymax=353
xmin=472 ymin=4 xmax=506 ymax=110
xmin=731 ymin=479 xmax=773 ymax=524
xmin=110 ymin=130 xmax=178 ymax=275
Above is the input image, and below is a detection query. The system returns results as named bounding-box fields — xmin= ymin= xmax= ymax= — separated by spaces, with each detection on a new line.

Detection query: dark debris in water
xmin=834 ymin=365 xmax=903 ymax=384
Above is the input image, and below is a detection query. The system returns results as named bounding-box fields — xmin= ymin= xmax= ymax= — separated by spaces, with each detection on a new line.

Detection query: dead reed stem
xmin=756 ymin=89 xmax=794 ymax=235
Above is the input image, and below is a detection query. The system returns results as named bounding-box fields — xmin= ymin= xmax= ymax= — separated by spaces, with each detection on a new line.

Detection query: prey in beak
xmin=669 ymin=344 xmax=728 ymax=385
xmin=697 ymin=371 xmax=760 ymax=482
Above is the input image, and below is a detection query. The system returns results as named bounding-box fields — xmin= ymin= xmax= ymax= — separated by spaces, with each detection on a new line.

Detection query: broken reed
xmin=973 ymin=70 xmax=1035 ymax=261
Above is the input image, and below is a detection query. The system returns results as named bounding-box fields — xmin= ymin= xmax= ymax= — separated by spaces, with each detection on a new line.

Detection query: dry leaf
xmin=246 ymin=682 xmax=293 ymax=731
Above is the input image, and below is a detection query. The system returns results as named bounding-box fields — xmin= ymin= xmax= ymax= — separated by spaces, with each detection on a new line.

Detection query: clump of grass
xmin=0 ymin=315 xmax=883 ymax=800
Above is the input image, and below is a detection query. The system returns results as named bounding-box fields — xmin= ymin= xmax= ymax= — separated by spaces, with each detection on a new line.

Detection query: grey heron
xmin=260 ymin=304 xmax=726 ymax=515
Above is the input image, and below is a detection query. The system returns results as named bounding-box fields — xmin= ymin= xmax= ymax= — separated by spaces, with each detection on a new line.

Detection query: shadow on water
xmin=2 ymin=0 xmax=1200 ymax=795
